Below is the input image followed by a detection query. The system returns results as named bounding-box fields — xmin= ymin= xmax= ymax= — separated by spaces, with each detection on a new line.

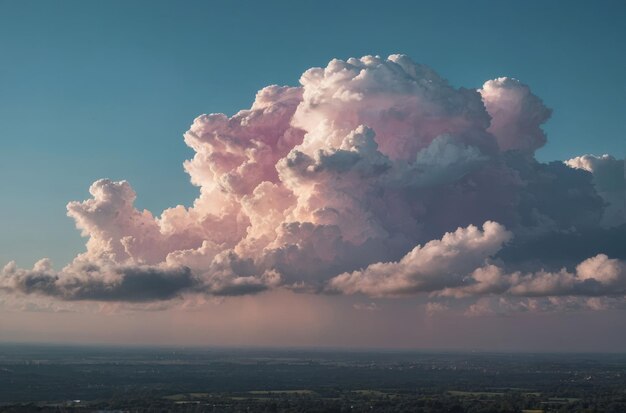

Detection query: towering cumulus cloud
xmin=2 ymin=55 xmax=625 ymax=313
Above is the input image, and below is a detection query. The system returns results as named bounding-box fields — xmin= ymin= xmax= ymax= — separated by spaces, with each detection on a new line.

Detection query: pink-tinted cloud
xmin=2 ymin=54 xmax=624 ymax=314
xmin=480 ymin=77 xmax=551 ymax=154
xmin=328 ymin=221 xmax=512 ymax=296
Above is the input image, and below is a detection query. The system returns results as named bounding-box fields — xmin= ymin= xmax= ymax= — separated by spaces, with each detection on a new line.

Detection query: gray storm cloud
xmin=2 ymin=55 xmax=624 ymax=313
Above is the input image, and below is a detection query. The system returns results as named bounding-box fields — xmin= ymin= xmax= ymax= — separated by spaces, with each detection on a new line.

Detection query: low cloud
xmin=437 ymin=253 xmax=626 ymax=299
xmin=1 ymin=260 xmax=196 ymax=302
xmin=328 ymin=221 xmax=511 ymax=296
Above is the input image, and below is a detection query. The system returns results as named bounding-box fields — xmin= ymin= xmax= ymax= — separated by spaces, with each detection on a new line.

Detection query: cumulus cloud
xmin=2 ymin=54 xmax=624 ymax=313
xmin=1 ymin=259 xmax=196 ymax=302
xmin=565 ymin=154 xmax=625 ymax=227
xmin=328 ymin=221 xmax=512 ymax=297
xmin=480 ymin=77 xmax=552 ymax=154
xmin=436 ymin=253 xmax=626 ymax=301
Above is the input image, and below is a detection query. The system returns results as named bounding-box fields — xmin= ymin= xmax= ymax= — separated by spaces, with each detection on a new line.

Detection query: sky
xmin=0 ymin=0 xmax=625 ymax=350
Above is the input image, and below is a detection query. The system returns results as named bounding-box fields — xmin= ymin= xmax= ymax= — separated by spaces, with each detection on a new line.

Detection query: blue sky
xmin=1 ymin=0 xmax=625 ymax=268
